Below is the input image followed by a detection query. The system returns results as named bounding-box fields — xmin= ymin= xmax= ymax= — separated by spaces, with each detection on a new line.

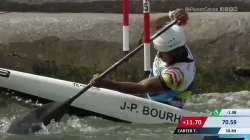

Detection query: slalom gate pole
xmin=123 ymin=0 xmax=151 ymax=73
xmin=143 ymin=0 xmax=151 ymax=72
xmin=123 ymin=0 xmax=129 ymax=52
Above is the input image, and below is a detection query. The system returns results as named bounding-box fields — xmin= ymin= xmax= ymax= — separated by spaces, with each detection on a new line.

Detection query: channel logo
xmin=220 ymin=7 xmax=238 ymax=12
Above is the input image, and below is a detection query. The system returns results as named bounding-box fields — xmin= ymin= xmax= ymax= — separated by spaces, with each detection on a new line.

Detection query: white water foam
xmin=0 ymin=90 xmax=249 ymax=139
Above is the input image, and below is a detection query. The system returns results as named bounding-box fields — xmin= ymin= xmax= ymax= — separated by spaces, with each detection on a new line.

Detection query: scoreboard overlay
xmin=211 ymin=108 xmax=250 ymax=116
xmin=173 ymin=108 xmax=250 ymax=140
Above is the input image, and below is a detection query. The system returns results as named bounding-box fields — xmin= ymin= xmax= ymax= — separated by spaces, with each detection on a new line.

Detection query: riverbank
xmin=0 ymin=12 xmax=249 ymax=93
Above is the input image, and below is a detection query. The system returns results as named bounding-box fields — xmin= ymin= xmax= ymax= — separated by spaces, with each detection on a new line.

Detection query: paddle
xmin=7 ymin=20 xmax=178 ymax=134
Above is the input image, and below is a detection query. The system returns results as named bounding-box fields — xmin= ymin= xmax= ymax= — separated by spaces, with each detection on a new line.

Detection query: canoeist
xmin=90 ymin=8 xmax=196 ymax=109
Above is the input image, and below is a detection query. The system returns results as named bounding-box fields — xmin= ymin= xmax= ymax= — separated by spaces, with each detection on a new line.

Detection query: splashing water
xmin=0 ymin=90 xmax=249 ymax=140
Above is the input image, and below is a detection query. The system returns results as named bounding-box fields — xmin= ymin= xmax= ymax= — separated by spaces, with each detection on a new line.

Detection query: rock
xmin=233 ymin=65 xmax=250 ymax=77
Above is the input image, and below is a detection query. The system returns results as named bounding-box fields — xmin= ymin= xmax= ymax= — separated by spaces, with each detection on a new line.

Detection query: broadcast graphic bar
xmin=211 ymin=108 xmax=250 ymax=116
xmin=177 ymin=116 xmax=250 ymax=128
xmin=203 ymin=136 xmax=244 ymax=140
xmin=174 ymin=128 xmax=250 ymax=134
xmin=173 ymin=116 xmax=250 ymax=134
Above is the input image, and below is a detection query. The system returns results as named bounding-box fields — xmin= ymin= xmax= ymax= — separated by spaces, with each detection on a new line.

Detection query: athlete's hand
xmin=172 ymin=8 xmax=189 ymax=26
xmin=90 ymin=74 xmax=106 ymax=87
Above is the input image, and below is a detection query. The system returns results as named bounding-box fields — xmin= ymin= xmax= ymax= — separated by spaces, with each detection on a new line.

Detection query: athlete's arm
xmin=150 ymin=9 xmax=188 ymax=32
xmin=90 ymin=67 xmax=185 ymax=94
xmin=99 ymin=76 xmax=171 ymax=94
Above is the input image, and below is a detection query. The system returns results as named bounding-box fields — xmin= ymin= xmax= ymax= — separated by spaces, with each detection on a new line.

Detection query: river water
xmin=0 ymin=90 xmax=249 ymax=140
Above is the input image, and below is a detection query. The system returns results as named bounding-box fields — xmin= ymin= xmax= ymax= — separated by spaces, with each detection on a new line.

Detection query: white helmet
xmin=153 ymin=25 xmax=186 ymax=52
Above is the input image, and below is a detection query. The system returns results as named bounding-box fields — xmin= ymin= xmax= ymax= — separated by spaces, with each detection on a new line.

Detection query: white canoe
xmin=0 ymin=68 xmax=202 ymax=124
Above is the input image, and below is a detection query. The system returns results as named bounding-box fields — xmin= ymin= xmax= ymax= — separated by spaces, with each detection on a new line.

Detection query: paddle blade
xmin=7 ymin=101 xmax=70 ymax=134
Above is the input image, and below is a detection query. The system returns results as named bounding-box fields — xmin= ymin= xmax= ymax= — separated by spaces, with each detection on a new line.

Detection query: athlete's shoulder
xmin=160 ymin=63 xmax=194 ymax=90
xmin=160 ymin=67 xmax=185 ymax=89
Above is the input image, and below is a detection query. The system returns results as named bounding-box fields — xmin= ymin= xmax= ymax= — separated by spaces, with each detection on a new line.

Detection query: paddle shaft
xmin=67 ymin=20 xmax=178 ymax=104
